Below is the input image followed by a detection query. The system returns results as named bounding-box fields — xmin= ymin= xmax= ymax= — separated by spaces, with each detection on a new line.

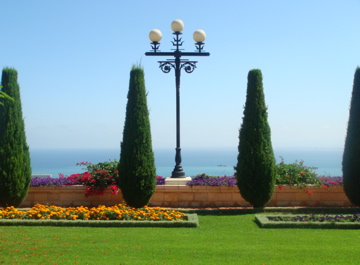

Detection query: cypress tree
xmin=236 ymin=69 xmax=276 ymax=208
xmin=117 ymin=66 xmax=156 ymax=208
xmin=0 ymin=68 xmax=31 ymax=207
xmin=342 ymin=67 xmax=360 ymax=206
xmin=0 ymin=88 xmax=13 ymax=106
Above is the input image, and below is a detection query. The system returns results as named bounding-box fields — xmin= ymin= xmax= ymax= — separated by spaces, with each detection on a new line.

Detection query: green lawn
xmin=1 ymin=213 xmax=359 ymax=264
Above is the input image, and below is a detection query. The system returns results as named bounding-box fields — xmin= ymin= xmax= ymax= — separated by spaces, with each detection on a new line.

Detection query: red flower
xmin=279 ymin=185 xmax=284 ymax=190
xmin=81 ymin=172 xmax=91 ymax=182
xmin=300 ymin=172 xmax=306 ymax=175
xmin=85 ymin=186 xmax=105 ymax=197
xmin=321 ymin=184 xmax=328 ymax=189
xmin=110 ymin=184 xmax=119 ymax=195
xmin=304 ymin=188 xmax=313 ymax=194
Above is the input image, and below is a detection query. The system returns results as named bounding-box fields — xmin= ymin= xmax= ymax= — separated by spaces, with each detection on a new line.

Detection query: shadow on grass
xmin=181 ymin=207 xmax=360 ymax=216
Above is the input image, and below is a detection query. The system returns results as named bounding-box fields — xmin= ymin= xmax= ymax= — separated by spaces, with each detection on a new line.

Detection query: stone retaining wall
xmin=21 ymin=185 xmax=352 ymax=208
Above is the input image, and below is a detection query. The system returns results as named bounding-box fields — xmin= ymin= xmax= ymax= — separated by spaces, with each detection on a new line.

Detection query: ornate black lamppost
xmin=145 ymin=19 xmax=210 ymax=179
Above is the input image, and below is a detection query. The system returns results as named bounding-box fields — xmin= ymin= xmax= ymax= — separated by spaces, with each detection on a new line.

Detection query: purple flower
xmin=187 ymin=174 xmax=237 ymax=187
xmin=268 ymin=212 xmax=360 ymax=222
xmin=317 ymin=176 xmax=343 ymax=186
xmin=156 ymin=176 xmax=165 ymax=185
xmin=30 ymin=176 xmax=75 ymax=187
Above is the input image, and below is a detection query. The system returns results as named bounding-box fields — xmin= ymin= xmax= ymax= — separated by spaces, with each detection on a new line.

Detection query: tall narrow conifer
xmin=0 ymin=68 xmax=31 ymax=207
xmin=342 ymin=67 xmax=360 ymax=206
xmin=117 ymin=66 xmax=156 ymax=208
xmin=236 ymin=69 xmax=276 ymax=208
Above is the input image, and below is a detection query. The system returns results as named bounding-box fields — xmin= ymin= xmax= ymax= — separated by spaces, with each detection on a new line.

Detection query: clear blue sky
xmin=1 ymin=0 xmax=359 ymax=151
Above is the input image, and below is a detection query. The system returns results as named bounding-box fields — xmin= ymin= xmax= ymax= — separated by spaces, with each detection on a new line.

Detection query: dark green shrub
xmin=342 ymin=67 xmax=360 ymax=206
xmin=76 ymin=160 xmax=118 ymax=175
xmin=276 ymin=158 xmax=320 ymax=187
xmin=117 ymin=66 xmax=156 ymax=208
xmin=236 ymin=69 xmax=276 ymax=208
xmin=0 ymin=68 xmax=31 ymax=207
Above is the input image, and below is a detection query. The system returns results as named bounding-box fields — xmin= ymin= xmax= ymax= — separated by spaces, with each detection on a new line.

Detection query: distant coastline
xmin=30 ymin=148 xmax=343 ymax=178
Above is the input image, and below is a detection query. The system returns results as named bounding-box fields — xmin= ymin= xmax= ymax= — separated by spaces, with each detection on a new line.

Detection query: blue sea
xmin=30 ymin=148 xmax=343 ymax=178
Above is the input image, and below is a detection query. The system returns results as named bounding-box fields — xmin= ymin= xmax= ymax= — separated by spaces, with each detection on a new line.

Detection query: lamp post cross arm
xmin=145 ymin=51 xmax=210 ymax=57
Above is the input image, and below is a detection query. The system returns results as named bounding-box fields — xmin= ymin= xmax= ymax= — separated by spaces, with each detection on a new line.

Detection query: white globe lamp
xmin=193 ymin=29 xmax=206 ymax=43
xmin=171 ymin=19 xmax=184 ymax=32
xmin=149 ymin=29 xmax=162 ymax=42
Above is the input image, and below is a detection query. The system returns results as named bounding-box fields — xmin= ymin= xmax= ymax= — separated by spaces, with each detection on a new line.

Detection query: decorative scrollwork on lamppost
xmin=145 ymin=19 xmax=210 ymax=178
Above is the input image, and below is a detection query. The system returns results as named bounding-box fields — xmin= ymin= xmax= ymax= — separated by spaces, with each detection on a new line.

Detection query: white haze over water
xmin=30 ymin=148 xmax=343 ymax=178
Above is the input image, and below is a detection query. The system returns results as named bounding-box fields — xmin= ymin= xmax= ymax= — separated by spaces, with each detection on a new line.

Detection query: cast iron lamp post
xmin=145 ymin=19 xmax=210 ymax=178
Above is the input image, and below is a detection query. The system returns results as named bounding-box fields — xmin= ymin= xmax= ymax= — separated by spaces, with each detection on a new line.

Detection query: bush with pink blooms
xmin=67 ymin=160 xmax=119 ymax=197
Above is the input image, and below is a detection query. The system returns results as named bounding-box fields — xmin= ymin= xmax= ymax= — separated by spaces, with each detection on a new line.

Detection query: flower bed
xmin=0 ymin=203 xmax=199 ymax=227
xmin=267 ymin=213 xmax=360 ymax=222
xmin=186 ymin=174 xmax=237 ymax=186
xmin=0 ymin=203 xmax=185 ymax=221
xmin=0 ymin=214 xmax=199 ymax=228
xmin=255 ymin=213 xmax=360 ymax=229
xmin=30 ymin=159 xmax=343 ymax=190
xmin=30 ymin=176 xmax=73 ymax=186
xmin=26 ymin=160 xmax=350 ymax=208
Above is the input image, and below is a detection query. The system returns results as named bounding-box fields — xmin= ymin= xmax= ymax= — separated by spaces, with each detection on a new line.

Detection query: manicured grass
xmin=1 ymin=213 xmax=359 ymax=264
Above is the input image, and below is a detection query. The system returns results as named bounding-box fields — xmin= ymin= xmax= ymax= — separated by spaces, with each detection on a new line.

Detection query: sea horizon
xmin=30 ymin=147 xmax=343 ymax=178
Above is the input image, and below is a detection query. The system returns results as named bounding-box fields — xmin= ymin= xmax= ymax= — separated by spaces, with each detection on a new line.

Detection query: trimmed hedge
xmin=343 ymin=67 xmax=360 ymax=206
xmin=0 ymin=68 xmax=31 ymax=207
xmin=236 ymin=69 xmax=276 ymax=208
xmin=118 ymin=66 xmax=156 ymax=208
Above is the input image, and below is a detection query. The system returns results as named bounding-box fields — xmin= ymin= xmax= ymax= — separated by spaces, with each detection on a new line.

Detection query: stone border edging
xmin=255 ymin=214 xmax=360 ymax=229
xmin=0 ymin=213 xmax=199 ymax=228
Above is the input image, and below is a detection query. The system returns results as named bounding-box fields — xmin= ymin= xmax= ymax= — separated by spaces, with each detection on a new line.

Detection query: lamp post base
xmin=171 ymin=169 xmax=186 ymax=178
xmin=165 ymin=176 xmax=191 ymax=186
